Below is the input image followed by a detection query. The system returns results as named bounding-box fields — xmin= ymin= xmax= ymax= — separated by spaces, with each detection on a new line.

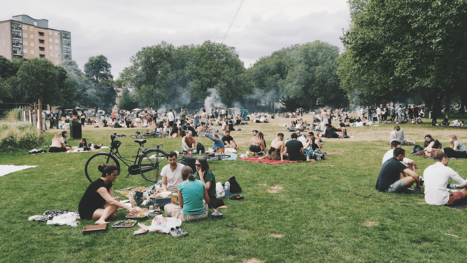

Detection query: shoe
xmin=229 ymin=195 xmax=244 ymax=201
xmin=414 ymin=187 xmax=423 ymax=194
xmin=169 ymin=227 xmax=182 ymax=238
xmin=176 ymin=226 xmax=189 ymax=236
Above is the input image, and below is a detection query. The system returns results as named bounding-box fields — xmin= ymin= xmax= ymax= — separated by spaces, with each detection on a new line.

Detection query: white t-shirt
xmin=168 ymin=111 xmax=174 ymax=122
xmin=382 ymin=149 xmax=412 ymax=165
xmin=161 ymin=163 xmax=185 ymax=193
xmin=454 ymin=141 xmax=466 ymax=152
xmin=424 ymin=162 xmax=466 ymax=205
xmin=376 ymin=108 xmax=381 ymax=115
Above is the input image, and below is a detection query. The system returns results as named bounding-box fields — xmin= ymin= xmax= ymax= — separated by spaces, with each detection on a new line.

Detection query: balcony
xmin=12 ymin=33 xmax=22 ymax=39
xmin=38 ymin=32 xmax=44 ymax=36
xmin=12 ymin=40 xmax=22 ymax=47
xmin=39 ymin=54 xmax=45 ymax=58
xmin=11 ymin=24 xmax=22 ymax=31
xmin=12 ymin=48 xmax=22 ymax=55
xmin=39 ymin=39 xmax=45 ymax=44
xmin=39 ymin=47 xmax=45 ymax=51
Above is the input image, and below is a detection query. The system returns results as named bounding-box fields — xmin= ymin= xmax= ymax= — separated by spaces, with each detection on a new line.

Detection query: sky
xmin=1 ymin=0 xmax=351 ymax=79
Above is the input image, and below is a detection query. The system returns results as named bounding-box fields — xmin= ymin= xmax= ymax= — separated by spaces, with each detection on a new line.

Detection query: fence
xmin=0 ymin=100 xmax=59 ymax=131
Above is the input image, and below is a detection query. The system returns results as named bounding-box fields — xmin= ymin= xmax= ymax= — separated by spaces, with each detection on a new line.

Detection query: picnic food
xmin=113 ymin=219 xmax=136 ymax=227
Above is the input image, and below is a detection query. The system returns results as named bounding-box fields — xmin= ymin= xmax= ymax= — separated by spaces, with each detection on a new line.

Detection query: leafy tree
xmin=0 ymin=56 xmax=15 ymax=79
xmin=81 ymin=56 xmax=117 ymax=110
xmin=84 ymin=55 xmax=113 ymax=83
xmin=55 ymin=66 xmax=77 ymax=108
xmin=0 ymin=77 xmax=12 ymax=103
xmin=118 ymin=88 xmax=138 ymax=110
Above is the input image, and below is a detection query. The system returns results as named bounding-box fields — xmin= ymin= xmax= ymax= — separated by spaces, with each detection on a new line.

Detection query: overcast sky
xmin=2 ymin=0 xmax=350 ymax=78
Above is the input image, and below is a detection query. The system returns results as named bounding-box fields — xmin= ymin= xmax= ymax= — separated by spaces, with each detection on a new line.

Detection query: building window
xmin=30 ymin=42 xmax=34 ymax=47
xmin=31 ymin=50 xmax=34 ymax=54
xmin=55 ymin=46 xmax=59 ymax=50
xmin=49 ymin=45 xmax=53 ymax=49
xmin=30 ymin=26 xmax=34 ymax=31
xmin=55 ymin=32 xmax=60 ymax=36
xmin=30 ymin=35 xmax=34 ymax=39
xmin=24 ymin=49 xmax=28 ymax=53
xmin=23 ymin=41 xmax=28 ymax=45
xmin=49 ymin=38 xmax=52 ymax=42
xmin=50 ymin=53 xmax=53 ymax=56
xmin=55 ymin=39 xmax=59 ymax=43
xmin=23 ymin=25 xmax=27 ymax=30
xmin=23 ymin=33 xmax=27 ymax=38
xmin=56 ymin=54 xmax=60 ymax=58
xmin=38 ymin=32 xmax=44 ymax=36
xmin=39 ymin=47 xmax=45 ymax=51
xmin=49 ymin=30 xmax=52 ymax=35
xmin=39 ymin=39 xmax=44 ymax=44
xmin=40 ymin=54 xmax=45 ymax=58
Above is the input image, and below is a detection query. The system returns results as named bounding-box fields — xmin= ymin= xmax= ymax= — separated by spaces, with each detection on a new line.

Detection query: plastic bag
xmin=216 ymin=182 xmax=225 ymax=198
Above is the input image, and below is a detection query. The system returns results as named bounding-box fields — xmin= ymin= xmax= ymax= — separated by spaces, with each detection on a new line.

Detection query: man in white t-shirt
xmin=167 ymin=109 xmax=175 ymax=128
xmin=424 ymin=152 xmax=467 ymax=206
xmin=161 ymin=151 xmax=185 ymax=193
xmin=376 ymin=107 xmax=382 ymax=123
xmin=383 ymin=141 xmax=417 ymax=170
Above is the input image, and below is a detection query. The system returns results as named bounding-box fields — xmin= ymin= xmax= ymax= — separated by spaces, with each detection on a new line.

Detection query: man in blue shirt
xmin=205 ymin=133 xmax=225 ymax=154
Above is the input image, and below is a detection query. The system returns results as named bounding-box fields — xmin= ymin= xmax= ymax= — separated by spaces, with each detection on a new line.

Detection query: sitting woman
xmin=205 ymin=133 xmax=225 ymax=154
xmin=323 ymin=124 xmax=340 ymax=138
xmin=164 ymin=166 xmax=210 ymax=222
xmin=195 ymin=157 xmax=224 ymax=208
xmin=49 ymin=133 xmax=70 ymax=152
xmin=170 ymin=123 xmax=179 ymax=138
xmin=78 ymin=138 xmax=102 ymax=151
xmin=423 ymin=134 xmax=442 ymax=156
xmin=78 ymin=165 xmax=138 ymax=225
xmin=443 ymin=134 xmax=467 ymax=158
xmin=248 ymin=132 xmax=266 ymax=155
xmin=303 ymin=132 xmax=322 ymax=162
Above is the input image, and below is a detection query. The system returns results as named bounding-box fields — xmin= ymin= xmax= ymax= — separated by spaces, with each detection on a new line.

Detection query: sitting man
xmin=259 ymin=133 xmax=285 ymax=160
xmin=185 ymin=122 xmax=197 ymax=137
xmin=283 ymin=133 xmax=306 ymax=161
xmin=222 ymin=130 xmax=239 ymax=151
xmin=161 ymin=152 xmax=185 ymax=193
xmin=382 ymin=141 xmax=417 ymax=171
xmin=389 ymin=125 xmax=413 ymax=145
xmin=375 ymin=148 xmax=422 ymax=193
xmin=182 ymin=131 xmax=196 ymax=154
xmin=424 ymin=152 xmax=467 ymax=206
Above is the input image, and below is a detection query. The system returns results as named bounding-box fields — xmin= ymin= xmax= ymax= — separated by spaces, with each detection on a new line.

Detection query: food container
xmin=82 ymin=224 xmax=107 ymax=235
xmin=150 ymin=197 xmax=172 ymax=211
xmin=172 ymin=194 xmax=178 ymax=204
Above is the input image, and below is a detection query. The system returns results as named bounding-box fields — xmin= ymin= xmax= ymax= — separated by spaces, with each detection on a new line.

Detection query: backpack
xmin=411 ymin=145 xmax=424 ymax=156
xmin=228 ymin=176 xmax=242 ymax=194
xmin=196 ymin=142 xmax=205 ymax=154
xmin=181 ymin=155 xmax=197 ymax=173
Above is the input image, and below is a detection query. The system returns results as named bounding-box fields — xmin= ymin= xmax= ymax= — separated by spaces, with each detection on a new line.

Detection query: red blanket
xmin=239 ymin=157 xmax=302 ymax=165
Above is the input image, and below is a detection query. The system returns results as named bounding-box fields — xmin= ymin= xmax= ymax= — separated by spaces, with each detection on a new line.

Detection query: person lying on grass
xmin=164 ymin=166 xmax=210 ymax=222
xmin=49 ymin=133 xmax=71 ymax=152
xmin=195 ymin=157 xmax=224 ymax=209
xmin=382 ymin=141 xmax=417 ymax=171
xmin=304 ymin=132 xmax=322 ymax=162
xmin=222 ymin=130 xmax=239 ymax=151
xmin=205 ymin=133 xmax=225 ymax=154
xmin=78 ymin=165 xmax=139 ymax=225
xmin=424 ymin=152 xmax=467 ymax=206
xmin=259 ymin=133 xmax=285 ymax=161
xmin=283 ymin=133 xmax=306 ymax=161
xmin=375 ymin=148 xmax=422 ymax=193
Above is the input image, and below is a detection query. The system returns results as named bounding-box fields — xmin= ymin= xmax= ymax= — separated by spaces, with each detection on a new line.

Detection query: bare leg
xmin=92 ymin=204 xmax=118 ymax=225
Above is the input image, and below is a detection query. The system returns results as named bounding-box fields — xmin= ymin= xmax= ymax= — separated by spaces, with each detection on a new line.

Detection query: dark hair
xmin=252 ymin=130 xmax=258 ymax=133
xmin=166 ymin=151 xmax=178 ymax=159
xmin=291 ymin=133 xmax=298 ymax=139
xmin=61 ymin=131 xmax=67 ymax=137
xmin=434 ymin=152 xmax=447 ymax=161
xmin=308 ymin=132 xmax=314 ymax=137
xmin=196 ymin=157 xmax=210 ymax=174
xmin=393 ymin=148 xmax=405 ymax=157
xmin=277 ymin=133 xmax=284 ymax=137
xmin=258 ymin=132 xmax=264 ymax=140
xmin=98 ymin=165 xmax=119 ymax=177
xmin=390 ymin=141 xmax=401 ymax=149
xmin=394 ymin=125 xmax=400 ymax=131
xmin=181 ymin=166 xmax=195 ymax=181
xmin=425 ymin=134 xmax=432 ymax=140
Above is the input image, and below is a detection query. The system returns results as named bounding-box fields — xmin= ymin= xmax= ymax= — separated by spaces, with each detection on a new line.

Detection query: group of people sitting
xmin=248 ymin=130 xmax=323 ymax=162
xmin=48 ymin=131 xmax=102 ymax=153
xmin=79 ymin=152 xmax=223 ymax=225
xmin=181 ymin=129 xmax=239 ymax=155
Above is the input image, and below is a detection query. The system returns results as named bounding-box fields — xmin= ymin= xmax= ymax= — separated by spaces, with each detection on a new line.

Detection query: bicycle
xmin=130 ymin=130 xmax=163 ymax=139
xmin=84 ymin=133 xmax=168 ymax=183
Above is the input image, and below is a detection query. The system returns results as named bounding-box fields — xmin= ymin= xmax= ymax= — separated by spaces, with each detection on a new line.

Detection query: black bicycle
xmin=84 ymin=133 xmax=168 ymax=183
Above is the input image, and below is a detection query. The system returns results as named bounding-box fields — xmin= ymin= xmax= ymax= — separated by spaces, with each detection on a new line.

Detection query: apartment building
xmin=0 ymin=14 xmax=71 ymax=65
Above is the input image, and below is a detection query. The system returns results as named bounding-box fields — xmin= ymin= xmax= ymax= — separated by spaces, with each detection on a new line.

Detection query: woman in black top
xmin=78 ymin=165 xmax=137 ymax=225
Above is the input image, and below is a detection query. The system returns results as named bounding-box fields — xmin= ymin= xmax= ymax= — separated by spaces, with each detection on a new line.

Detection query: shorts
xmin=164 ymin=204 xmax=209 ymax=222
xmin=306 ymin=149 xmax=314 ymax=157
xmin=249 ymin=145 xmax=261 ymax=153
xmin=169 ymin=121 xmax=174 ymax=127
xmin=387 ymin=179 xmax=409 ymax=193
xmin=447 ymin=191 xmax=464 ymax=206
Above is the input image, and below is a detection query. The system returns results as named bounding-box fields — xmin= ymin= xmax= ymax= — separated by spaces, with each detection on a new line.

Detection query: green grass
xmin=1 ymin=117 xmax=467 ymax=262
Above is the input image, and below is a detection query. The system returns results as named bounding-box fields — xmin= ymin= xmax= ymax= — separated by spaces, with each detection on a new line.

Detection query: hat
xmin=225 ymin=129 xmax=230 ymax=132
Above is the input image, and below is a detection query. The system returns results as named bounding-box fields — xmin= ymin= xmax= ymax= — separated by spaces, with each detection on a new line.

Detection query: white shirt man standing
xmin=161 ymin=152 xmax=185 ymax=193
xmin=167 ymin=109 xmax=175 ymax=128
xmin=376 ymin=107 xmax=382 ymax=123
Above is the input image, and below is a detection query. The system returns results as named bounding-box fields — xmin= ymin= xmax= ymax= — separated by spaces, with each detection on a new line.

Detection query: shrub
xmin=0 ymin=121 xmax=46 ymax=152
xmin=5 ymin=108 xmax=22 ymax=121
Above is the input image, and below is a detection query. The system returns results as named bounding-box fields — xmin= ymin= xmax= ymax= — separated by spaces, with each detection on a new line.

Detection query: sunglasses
xmin=195 ymin=164 xmax=201 ymax=166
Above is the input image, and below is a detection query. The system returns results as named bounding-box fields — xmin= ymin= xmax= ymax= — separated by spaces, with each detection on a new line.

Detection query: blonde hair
xmin=450 ymin=134 xmax=458 ymax=148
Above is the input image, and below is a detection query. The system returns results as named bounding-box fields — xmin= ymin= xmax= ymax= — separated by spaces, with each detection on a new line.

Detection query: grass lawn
xmin=1 ymin=116 xmax=467 ymax=262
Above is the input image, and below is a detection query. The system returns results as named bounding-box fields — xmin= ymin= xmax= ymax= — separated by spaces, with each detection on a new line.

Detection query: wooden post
xmin=38 ymin=100 xmax=42 ymax=131
xmin=34 ymin=102 xmax=37 ymax=127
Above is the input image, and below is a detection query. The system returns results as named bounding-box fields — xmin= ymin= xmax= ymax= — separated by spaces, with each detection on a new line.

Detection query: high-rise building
xmin=0 ymin=14 xmax=72 ymax=65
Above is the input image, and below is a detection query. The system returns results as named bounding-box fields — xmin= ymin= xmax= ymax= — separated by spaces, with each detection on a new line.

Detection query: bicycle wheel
xmin=138 ymin=149 xmax=166 ymax=183
xmin=85 ymin=153 xmax=120 ymax=183
xmin=205 ymin=154 xmax=231 ymax=161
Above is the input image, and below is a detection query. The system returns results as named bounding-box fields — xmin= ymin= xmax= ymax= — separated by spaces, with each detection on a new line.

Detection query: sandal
xmin=176 ymin=226 xmax=189 ymax=236
xmin=229 ymin=195 xmax=244 ymax=201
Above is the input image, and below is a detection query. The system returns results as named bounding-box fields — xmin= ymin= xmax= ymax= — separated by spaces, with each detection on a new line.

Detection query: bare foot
xmin=307 ymin=159 xmax=316 ymax=162
xmin=95 ymin=220 xmax=109 ymax=225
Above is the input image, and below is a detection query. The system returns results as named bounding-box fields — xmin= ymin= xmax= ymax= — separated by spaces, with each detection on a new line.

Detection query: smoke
xmin=157 ymin=105 xmax=167 ymax=116
xmin=204 ymin=88 xmax=226 ymax=113
xmin=232 ymin=88 xmax=280 ymax=113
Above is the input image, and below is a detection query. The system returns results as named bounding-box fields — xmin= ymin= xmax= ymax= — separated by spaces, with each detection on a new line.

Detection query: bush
xmin=0 ymin=121 xmax=46 ymax=152
xmin=5 ymin=108 xmax=22 ymax=121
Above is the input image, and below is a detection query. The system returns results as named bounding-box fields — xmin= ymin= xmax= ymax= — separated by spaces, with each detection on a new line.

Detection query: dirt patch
xmin=417 ymin=199 xmax=427 ymax=205
xmin=242 ymin=259 xmax=263 ymax=263
xmin=268 ymin=233 xmax=284 ymax=238
xmin=317 ymin=165 xmax=334 ymax=167
xmin=362 ymin=220 xmax=379 ymax=227
xmin=267 ymin=185 xmax=283 ymax=194
xmin=258 ymin=183 xmax=268 ymax=187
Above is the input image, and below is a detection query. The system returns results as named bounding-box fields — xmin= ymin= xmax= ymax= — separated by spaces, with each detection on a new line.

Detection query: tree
xmin=83 ymin=55 xmax=117 ymax=109
xmin=0 ymin=56 xmax=15 ymax=79
xmin=84 ymin=55 xmax=113 ymax=83
xmin=55 ymin=66 xmax=77 ymax=108
xmin=0 ymin=77 xmax=12 ymax=103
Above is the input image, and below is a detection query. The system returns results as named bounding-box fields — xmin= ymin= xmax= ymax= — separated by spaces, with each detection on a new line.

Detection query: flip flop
xmin=176 ymin=226 xmax=189 ymax=236
xmin=229 ymin=195 xmax=244 ymax=201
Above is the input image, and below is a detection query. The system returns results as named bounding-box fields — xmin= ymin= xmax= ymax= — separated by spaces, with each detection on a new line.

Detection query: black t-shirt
xmin=78 ymin=179 xmax=112 ymax=216
xmin=375 ymin=157 xmax=407 ymax=192
xmin=286 ymin=140 xmax=304 ymax=160
xmin=222 ymin=135 xmax=234 ymax=145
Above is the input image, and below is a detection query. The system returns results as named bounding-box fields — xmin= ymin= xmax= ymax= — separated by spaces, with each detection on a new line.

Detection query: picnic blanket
xmin=239 ymin=157 xmax=302 ymax=165
xmin=222 ymin=153 xmax=237 ymax=161
xmin=66 ymin=146 xmax=108 ymax=153
xmin=0 ymin=165 xmax=37 ymax=177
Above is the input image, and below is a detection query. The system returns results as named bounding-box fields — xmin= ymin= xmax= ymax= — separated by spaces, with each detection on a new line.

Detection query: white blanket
xmin=0 ymin=165 xmax=37 ymax=177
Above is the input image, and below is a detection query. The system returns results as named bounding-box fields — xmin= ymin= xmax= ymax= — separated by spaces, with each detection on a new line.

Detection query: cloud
xmin=1 ymin=0 xmax=350 ymax=77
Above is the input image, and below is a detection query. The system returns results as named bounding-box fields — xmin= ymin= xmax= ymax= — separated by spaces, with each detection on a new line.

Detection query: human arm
xmin=161 ymin=176 xmax=168 ymax=192
xmin=453 ymin=141 xmax=458 ymax=151
xmin=449 ymin=169 xmax=467 ymax=187
xmin=97 ymin=187 xmax=136 ymax=213
xmin=178 ymin=190 xmax=183 ymax=209
xmin=182 ymin=137 xmax=188 ymax=149
xmin=402 ymin=168 xmax=420 ymax=185
xmin=203 ymin=187 xmax=210 ymax=204
xmin=198 ymin=170 xmax=211 ymax=190
xmin=109 ymin=187 xmax=120 ymax=201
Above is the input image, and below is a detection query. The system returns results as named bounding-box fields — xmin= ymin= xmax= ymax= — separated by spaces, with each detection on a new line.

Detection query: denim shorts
xmin=387 ymin=179 xmax=409 ymax=193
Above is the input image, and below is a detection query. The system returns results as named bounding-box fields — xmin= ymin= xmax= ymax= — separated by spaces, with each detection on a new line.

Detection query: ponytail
xmin=98 ymin=164 xmax=118 ymax=177
xmin=188 ymin=173 xmax=196 ymax=181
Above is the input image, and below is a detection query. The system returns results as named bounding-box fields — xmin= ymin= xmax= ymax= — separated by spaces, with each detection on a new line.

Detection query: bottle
xmin=172 ymin=193 xmax=178 ymax=204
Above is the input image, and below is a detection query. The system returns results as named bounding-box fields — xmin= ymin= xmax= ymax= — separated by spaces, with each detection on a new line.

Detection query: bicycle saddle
xmin=134 ymin=139 xmax=147 ymax=145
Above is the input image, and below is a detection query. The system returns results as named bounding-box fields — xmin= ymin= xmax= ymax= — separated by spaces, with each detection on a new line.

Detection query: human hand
xmin=114 ymin=196 xmax=121 ymax=201
xmin=199 ymin=170 xmax=204 ymax=179
xmin=410 ymin=161 xmax=417 ymax=170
